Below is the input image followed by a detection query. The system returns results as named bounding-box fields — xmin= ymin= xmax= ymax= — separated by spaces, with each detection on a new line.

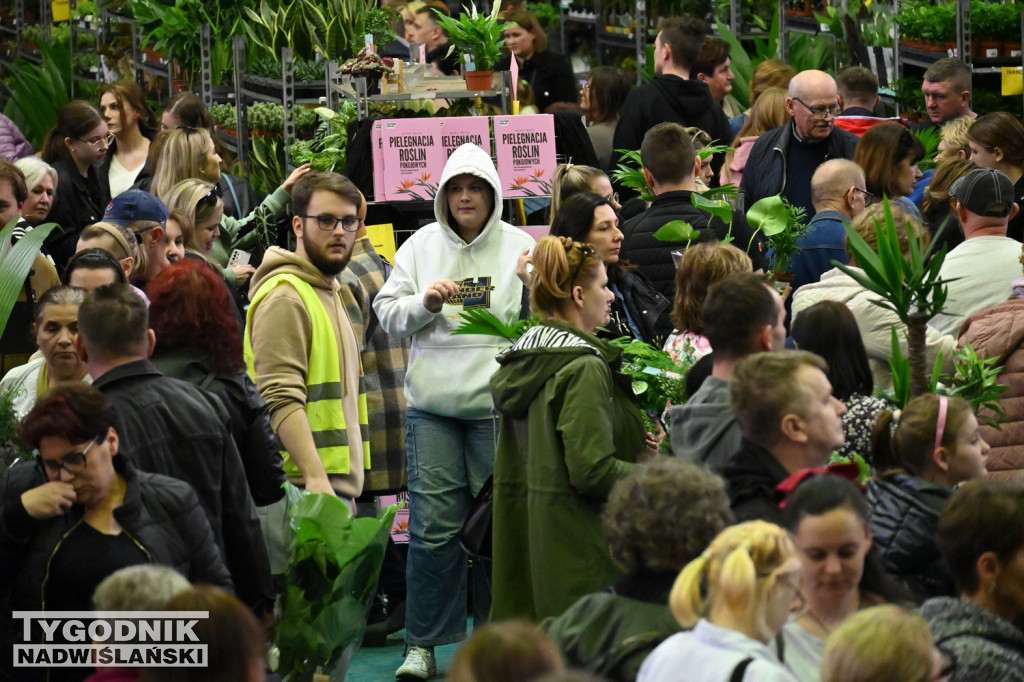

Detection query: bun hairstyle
xmin=530 ymin=235 xmax=602 ymax=318
xmin=669 ymin=520 xmax=795 ymax=629
xmin=870 ymin=393 xmax=972 ymax=475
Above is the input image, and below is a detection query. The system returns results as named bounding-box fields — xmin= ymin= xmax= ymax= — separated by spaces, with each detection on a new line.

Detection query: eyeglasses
xmin=196 ymin=183 xmax=222 ymax=211
xmin=852 ymin=186 xmax=875 ymax=202
xmin=76 ymin=134 xmax=113 ymax=149
xmin=38 ymin=438 xmax=97 ymax=477
xmin=792 ymin=97 xmax=842 ymax=120
xmin=580 ymin=83 xmax=591 ymax=92
xmin=132 ymin=223 xmax=163 ymax=244
xmin=605 ymin=192 xmax=619 ymax=205
xmin=569 ymin=243 xmax=597 ymax=289
xmin=301 ymin=214 xmax=363 ymax=232
xmin=775 ymin=572 xmax=807 ymax=615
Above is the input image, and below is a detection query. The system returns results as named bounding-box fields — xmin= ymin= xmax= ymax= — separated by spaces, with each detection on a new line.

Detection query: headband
xmin=89 ymin=222 xmax=133 ymax=260
xmin=934 ymin=395 xmax=949 ymax=452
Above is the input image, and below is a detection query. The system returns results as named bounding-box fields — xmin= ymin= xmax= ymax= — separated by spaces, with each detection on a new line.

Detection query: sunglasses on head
xmin=195 ymin=183 xmax=222 ymax=211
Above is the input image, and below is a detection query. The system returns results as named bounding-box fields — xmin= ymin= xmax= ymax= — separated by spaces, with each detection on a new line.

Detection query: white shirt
xmin=107 ymin=153 xmax=144 ymax=198
xmin=638 ymin=620 xmax=799 ymax=682
xmin=780 ymin=621 xmax=824 ymax=682
xmin=931 ymin=235 xmax=1024 ymax=336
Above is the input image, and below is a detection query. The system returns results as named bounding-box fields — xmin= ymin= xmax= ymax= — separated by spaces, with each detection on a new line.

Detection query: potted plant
xmin=339 ymin=47 xmax=394 ymax=96
xmin=434 ymin=3 xmax=514 ymax=91
xmin=745 ymin=195 xmax=810 ymax=289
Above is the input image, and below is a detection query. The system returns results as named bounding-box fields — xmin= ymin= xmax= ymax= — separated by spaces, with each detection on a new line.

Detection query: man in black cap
xmin=103 ymin=188 xmax=170 ymax=285
xmin=933 ymin=167 xmax=1022 ymax=335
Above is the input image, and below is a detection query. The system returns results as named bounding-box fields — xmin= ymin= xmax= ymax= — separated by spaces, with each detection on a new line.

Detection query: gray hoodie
xmin=668 ymin=376 xmax=741 ymax=474
xmin=922 ymin=596 xmax=1024 ymax=682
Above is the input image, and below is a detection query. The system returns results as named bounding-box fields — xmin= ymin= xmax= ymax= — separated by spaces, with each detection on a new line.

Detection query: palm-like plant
xmin=0 ymin=218 xmax=60 ymax=336
xmin=433 ymin=3 xmax=513 ymax=71
xmin=835 ymin=199 xmax=952 ymax=397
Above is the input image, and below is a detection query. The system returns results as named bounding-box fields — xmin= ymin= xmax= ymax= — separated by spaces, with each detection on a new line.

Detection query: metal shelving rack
xmin=0 ymin=0 xmax=20 ymax=66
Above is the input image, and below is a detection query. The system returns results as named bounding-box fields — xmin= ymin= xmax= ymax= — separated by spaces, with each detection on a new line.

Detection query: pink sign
xmin=519 ymin=225 xmax=550 ymax=242
xmin=493 ymin=115 xmax=556 ymax=198
xmin=371 ymin=120 xmax=384 ymax=201
xmin=379 ymin=118 xmax=490 ymax=201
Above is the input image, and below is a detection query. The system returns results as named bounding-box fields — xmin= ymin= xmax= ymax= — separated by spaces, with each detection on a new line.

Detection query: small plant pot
xmin=1005 ymin=41 xmax=1022 ymax=58
xmin=464 ymin=69 xmax=493 ymax=91
xmin=771 ymin=271 xmax=795 ymax=295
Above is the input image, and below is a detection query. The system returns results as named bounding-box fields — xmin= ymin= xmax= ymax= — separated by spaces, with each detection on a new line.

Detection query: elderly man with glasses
xmin=741 ymin=69 xmax=860 ymax=219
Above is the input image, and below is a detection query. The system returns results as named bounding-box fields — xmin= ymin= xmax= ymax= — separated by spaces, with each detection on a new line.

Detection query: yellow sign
xmin=1002 ymin=67 xmax=1022 ymax=96
xmin=52 ymin=0 xmax=69 ymax=22
xmin=366 ymin=223 xmax=396 ymax=263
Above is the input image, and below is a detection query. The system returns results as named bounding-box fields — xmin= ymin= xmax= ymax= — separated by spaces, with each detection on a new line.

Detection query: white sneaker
xmin=396 ymin=645 xmax=436 ymax=680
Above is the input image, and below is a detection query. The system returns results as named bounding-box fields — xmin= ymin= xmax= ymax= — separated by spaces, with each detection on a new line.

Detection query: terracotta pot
xmin=464 ymin=69 xmax=493 ymax=91
xmin=975 ymin=39 xmax=1001 ymax=58
xmin=1005 ymin=41 xmax=1022 ymax=58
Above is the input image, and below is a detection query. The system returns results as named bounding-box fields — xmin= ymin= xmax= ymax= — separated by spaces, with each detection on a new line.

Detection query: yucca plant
xmin=433 ymin=2 xmax=513 ymax=71
xmin=836 ymin=199 xmax=952 ymax=398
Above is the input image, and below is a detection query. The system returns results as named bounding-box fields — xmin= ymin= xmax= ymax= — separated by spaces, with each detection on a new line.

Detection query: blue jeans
xmin=404 ymin=408 xmax=495 ymax=647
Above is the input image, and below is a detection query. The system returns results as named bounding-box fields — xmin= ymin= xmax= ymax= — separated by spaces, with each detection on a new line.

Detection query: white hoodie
xmin=374 ymin=143 xmax=534 ymax=419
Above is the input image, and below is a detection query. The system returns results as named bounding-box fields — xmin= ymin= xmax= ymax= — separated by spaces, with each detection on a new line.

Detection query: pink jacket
xmin=959 ymin=296 xmax=1024 ymax=483
xmin=0 ymin=113 xmax=32 ymax=161
xmin=722 ymin=135 xmax=757 ymax=187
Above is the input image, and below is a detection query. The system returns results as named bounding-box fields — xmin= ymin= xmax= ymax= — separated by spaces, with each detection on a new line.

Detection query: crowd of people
xmin=4 ymin=7 xmax=1024 ymax=682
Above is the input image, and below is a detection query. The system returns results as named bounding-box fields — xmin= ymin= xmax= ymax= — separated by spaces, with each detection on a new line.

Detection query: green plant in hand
xmin=746 ymin=195 xmax=810 ymax=277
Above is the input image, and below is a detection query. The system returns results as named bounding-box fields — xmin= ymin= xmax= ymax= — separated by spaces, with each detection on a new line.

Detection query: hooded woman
xmin=374 ymin=143 xmax=534 ymax=680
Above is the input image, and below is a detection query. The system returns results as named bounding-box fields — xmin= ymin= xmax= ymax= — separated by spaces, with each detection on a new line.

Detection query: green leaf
xmin=452 ymin=308 xmax=532 ymax=340
xmin=0 ymin=220 xmax=60 ymax=334
xmin=690 ymin=193 xmax=734 ymax=223
xmin=746 ymin=195 xmax=790 ymax=237
xmin=653 ymin=220 xmax=700 ymax=243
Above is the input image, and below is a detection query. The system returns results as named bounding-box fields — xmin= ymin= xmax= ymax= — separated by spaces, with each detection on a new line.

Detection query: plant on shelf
xmin=526 ymin=2 xmax=561 ymax=29
xmin=340 ymin=47 xmax=394 ymax=77
xmin=130 ymin=0 xmax=238 ymax=85
xmin=434 ymin=2 xmax=514 ymax=73
xmin=3 ymin=41 xmax=73 ymax=148
xmin=209 ymin=103 xmax=237 ymax=131
xmin=249 ymin=134 xmax=286 ymax=198
xmin=19 ymin=24 xmax=46 ymax=49
xmin=288 ymin=102 xmax=358 ymax=172
xmin=71 ymin=0 xmax=96 ymax=21
xmin=248 ymin=102 xmax=284 ymax=136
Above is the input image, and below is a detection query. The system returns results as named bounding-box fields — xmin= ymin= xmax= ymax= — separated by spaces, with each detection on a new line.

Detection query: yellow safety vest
xmin=244 ymin=273 xmax=370 ymax=476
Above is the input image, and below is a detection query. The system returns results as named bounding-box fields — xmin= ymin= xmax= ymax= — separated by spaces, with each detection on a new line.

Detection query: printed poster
xmin=378 ymin=118 xmax=490 ymax=201
xmin=372 ymin=120 xmax=384 ymax=201
xmin=366 ymin=223 xmax=397 ymax=263
xmin=493 ymin=115 xmax=556 ymax=198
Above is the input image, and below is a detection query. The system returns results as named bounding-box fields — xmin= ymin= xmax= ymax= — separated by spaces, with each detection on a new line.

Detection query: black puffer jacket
xmin=151 ymin=351 xmax=287 ymax=506
xmin=92 ymin=359 xmax=273 ymax=615
xmin=865 ymin=472 xmax=956 ymax=601
xmin=0 ymin=456 xmax=232 ymax=676
xmin=619 ymin=190 xmax=765 ymax=300
xmin=739 ymin=120 xmax=859 ymax=211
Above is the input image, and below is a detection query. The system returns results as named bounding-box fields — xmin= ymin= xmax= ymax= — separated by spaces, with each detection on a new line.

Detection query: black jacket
xmin=619 ymin=189 xmax=766 ymax=300
xmin=151 ymin=351 xmax=287 ymax=506
xmin=92 ymin=359 xmax=273 ymax=615
xmin=496 ymin=49 xmax=577 ymax=113
xmin=0 ymin=456 xmax=232 ymax=678
xmin=44 ymin=156 xmax=111 ymax=273
xmin=99 ymin=135 xmax=154 ymax=199
xmin=740 ymin=120 xmax=860 ymax=211
xmin=866 ymin=472 xmax=956 ymax=601
xmin=611 ymin=75 xmax=732 ymax=182
xmin=605 ymin=266 xmax=672 ymax=347
xmin=722 ymin=438 xmax=789 ymax=524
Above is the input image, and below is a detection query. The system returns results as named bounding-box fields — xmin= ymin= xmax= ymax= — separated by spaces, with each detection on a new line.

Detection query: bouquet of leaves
xmin=274 ymin=487 xmax=397 ymax=681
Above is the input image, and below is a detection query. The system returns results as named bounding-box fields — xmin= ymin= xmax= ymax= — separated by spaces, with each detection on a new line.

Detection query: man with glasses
xmin=246 ymin=171 xmax=369 ymax=503
xmin=102 ymin=188 xmax=171 ymax=286
xmin=741 ymin=69 xmax=859 ymax=218
xmin=788 ymin=159 xmax=870 ymax=293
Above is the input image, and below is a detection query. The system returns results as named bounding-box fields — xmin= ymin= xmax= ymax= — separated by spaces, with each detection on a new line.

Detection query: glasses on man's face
xmin=852 ymin=186 xmax=875 ymax=202
xmin=301 ymin=214 xmax=363 ymax=233
xmin=793 ymin=97 xmax=842 ymax=120
xmin=605 ymin=192 xmax=619 ymax=205
xmin=569 ymin=243 xmax=597 ymax=289
xmin=76 ymin=134 xmax=113 ymax=149
xmin=38 ymin=438 xmax=97 ymax=477
xmin=196 ymin=183 xmax=223 ymax=211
